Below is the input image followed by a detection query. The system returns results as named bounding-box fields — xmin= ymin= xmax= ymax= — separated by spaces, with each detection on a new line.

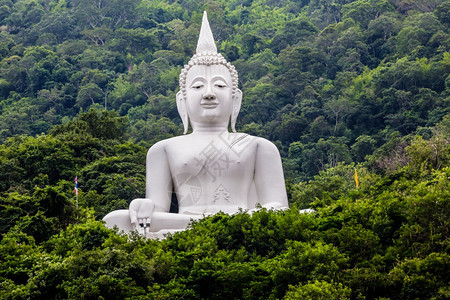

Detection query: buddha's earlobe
xmin=231 ymin=89 xmax=242 ymax=133
xmin=176 ymin=91 xmax=189 ymax=134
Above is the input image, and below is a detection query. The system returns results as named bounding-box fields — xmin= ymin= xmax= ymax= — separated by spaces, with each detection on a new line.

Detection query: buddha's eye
xmin=190 ymin=82 xmax=204 ymax=89
xmin=215 ymin=81 xmax=228 ymax=88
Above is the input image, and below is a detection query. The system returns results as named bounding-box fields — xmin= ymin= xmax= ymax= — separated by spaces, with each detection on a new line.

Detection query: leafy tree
xmin=76 ymin=82 xmax=104 ymax=109
xmin=60 ymin=108 xmax=127 ymax=141
xmin=72 ymin=0 xmax=138 ymax=31
xmin=301 ymin=137 xmax=352 ymax=176
xmin=284 ymin=280 xmax=351 ymax=300
xmin=341 ymin=0 xmax=394 ymax=28
xmin=266 ymin=240 xmax=348 ymax=298
xmin=27 ymin=11 xmax=77 ymax=44
xmin=324 ymin=96 xmax=358 ymax=135
xmin=351 ymin=134 xmax=376 ymax=162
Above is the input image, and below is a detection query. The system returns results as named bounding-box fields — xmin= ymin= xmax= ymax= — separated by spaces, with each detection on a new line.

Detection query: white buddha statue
xmin=103 ymin=12 xmax=288 ymax=238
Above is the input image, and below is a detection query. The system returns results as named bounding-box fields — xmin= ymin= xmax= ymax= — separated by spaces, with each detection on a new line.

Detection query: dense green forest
xmin=0 ymin=0 xmax=449 ymax=298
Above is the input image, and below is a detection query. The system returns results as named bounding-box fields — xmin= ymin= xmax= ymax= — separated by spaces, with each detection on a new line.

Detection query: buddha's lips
xmin=201 ymin=102 xmax=219 ymax=108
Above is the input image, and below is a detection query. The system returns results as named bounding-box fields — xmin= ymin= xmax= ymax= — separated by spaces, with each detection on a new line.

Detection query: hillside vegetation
xmin=0 ymin=0 xmax=449 ymax=298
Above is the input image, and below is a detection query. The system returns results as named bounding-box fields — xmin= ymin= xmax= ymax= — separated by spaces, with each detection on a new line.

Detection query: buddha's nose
xmin=203 ymin=86 xmax=216 ymax=101
xmin=203 ymin=93 xmax=216 ymax=101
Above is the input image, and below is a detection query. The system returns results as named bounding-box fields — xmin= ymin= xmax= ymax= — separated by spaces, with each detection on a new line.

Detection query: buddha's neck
xmin=191 ymin=123 xmax=229 ymax=134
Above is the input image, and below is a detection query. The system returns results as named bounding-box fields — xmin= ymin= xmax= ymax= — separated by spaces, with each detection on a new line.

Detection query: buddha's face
xmin=185 ymin=64 xmax=233 ymax=127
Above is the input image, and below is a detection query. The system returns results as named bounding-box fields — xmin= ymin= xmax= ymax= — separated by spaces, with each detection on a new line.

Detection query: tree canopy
xmin=0 ymin=0 xmax=449 ymax=298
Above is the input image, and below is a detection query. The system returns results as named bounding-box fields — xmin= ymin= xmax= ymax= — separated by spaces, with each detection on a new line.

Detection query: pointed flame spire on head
xmin=196 ymin=11 xmax=217 ymax=54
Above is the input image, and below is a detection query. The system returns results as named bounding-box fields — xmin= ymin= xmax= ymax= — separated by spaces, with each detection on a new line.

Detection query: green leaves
xmin=0 ymin=1 xmax=448 ymax=298
xmin=0 ymin=160 xmax=448 ymax=298
xmin=284 ymin=280 xmax=351 ymax=300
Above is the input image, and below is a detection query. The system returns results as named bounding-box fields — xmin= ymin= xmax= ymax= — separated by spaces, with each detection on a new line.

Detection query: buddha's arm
xmin=253 ymin=138 xmax=289 ymax=209
xmin=146 ymin=141 xmax=172 ymax=212
xmin=149 ymin=212 xmax=202 ymax=232
xmin=141 ymin=141 xmax=202 ymax=232
xmin=129 ymin=142 xmax=173 ymax=232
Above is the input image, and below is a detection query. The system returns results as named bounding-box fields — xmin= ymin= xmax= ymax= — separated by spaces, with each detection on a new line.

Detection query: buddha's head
xmin=177 ymin=12 xmax=242 ymax=134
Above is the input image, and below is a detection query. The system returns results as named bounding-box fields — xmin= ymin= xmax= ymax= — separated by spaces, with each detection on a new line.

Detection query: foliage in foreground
xmin=0 ymin=117 xmax=448 ymax=299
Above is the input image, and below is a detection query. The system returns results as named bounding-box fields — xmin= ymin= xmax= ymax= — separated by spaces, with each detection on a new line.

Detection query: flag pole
xmin=74 ymin=176 xmax=79 ymax=208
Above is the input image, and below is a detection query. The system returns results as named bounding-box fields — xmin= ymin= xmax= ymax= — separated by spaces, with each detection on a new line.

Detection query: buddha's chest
xmin=166 ymin=134 xmax=257 ymax=183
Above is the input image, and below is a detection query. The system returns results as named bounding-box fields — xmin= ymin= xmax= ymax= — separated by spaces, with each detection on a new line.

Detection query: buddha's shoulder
xmin=147 ymin=136 xmax=188 ymax=154
xmin=237 ymin=134 xmax=281 ymax=155
xmin=228 ymin=133 xmax=279 ymax=152
xmin=233 ymin=133 xmax=276 ymax=145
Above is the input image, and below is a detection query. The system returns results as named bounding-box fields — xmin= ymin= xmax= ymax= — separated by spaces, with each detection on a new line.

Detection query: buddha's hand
xmin=129 ymin=198 xmax=155 ymax=235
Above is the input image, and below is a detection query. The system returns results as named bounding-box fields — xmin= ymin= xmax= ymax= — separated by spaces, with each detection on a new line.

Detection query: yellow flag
xmin=354 ymin=168 xmax=359 ymax=188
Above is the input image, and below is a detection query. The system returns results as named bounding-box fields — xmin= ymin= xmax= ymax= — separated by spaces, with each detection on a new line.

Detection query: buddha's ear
xmin=176 ymin=91 xmax=189 ymax=134
xmin=231 ymin=89 xmax=242 ymax=133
